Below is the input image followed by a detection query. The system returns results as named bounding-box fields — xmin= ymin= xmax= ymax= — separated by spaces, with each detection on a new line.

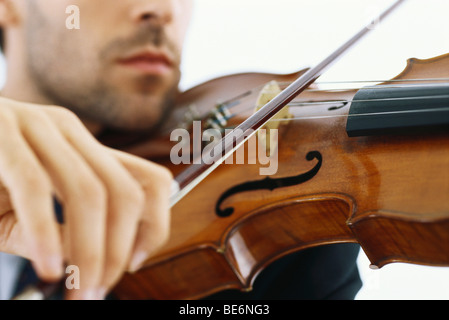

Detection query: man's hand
xmin=0 ymin=97 xmax=173 ymax=299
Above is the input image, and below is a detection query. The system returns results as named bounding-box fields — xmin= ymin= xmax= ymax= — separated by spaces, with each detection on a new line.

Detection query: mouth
xmin=117 ymin=50 xmax=174 ymax=75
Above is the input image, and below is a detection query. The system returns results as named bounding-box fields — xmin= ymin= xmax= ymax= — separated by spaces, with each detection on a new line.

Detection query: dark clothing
xmin=205 ymin=243 xmax=362 ymax=300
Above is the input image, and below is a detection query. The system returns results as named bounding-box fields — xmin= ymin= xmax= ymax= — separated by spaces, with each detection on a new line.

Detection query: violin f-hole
xmin=215 ymin=151 xmax=323 ymax=217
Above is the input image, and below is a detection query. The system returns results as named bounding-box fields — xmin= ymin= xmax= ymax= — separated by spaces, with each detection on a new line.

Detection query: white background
xmin=180 ymin=0 xmax=449 ymax=300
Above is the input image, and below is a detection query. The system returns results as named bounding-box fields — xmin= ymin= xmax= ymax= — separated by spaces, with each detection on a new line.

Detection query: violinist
xmin=0 ymin=0 xmax=361 ymax=300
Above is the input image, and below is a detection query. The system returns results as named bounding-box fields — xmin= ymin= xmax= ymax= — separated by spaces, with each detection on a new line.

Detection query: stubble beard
xmin=24 ymin=3 xmax=181 ymax=132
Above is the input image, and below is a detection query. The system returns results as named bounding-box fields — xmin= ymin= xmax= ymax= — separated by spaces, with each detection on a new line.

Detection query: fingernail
xmin=129 ymin=251 xmax=147 ymax=273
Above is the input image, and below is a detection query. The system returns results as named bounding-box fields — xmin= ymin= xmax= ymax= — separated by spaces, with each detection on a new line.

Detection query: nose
xmin=130 ymin=0 xmax=175 ymax=26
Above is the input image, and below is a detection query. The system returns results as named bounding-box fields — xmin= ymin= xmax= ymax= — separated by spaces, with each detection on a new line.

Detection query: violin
xmin=13 ymin=0 xmax=449 ymax=300
xmin=108 ymin=48 xmax=449 ymax=303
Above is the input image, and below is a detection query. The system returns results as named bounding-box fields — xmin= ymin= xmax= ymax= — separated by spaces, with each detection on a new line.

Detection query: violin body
xmin=112 ymin=53 xmax=449 ymax=300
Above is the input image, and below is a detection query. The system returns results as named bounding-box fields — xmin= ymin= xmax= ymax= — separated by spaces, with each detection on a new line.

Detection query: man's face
xmin=21 ymin=0 xmax=193 ymax=130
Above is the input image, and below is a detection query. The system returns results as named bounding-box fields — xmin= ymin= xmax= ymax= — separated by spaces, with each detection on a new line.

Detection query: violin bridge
xmin=254 ymin=80 xmax=292 ymax=156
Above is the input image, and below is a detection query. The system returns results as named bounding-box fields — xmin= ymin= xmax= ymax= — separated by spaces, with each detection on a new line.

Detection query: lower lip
xmin=117 ymin=59 xmax=172 ymax=75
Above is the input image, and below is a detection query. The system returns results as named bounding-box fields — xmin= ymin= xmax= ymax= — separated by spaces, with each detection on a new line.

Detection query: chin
xmin=107 ymin=100 xmax=168 ymax=131
xmin=83 ymin=79 xmax=178 ymax=131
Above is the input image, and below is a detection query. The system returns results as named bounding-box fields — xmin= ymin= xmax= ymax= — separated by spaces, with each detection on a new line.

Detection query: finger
xmin=17 ymin=108 xmax=107 ymax=298
xmin=46 ymin=108 xmax=146 ymax=295
xmin=110 ymin=150 xmax=172 ymax=272
xmin=0 ymin=109 xmax=63 ymax=280
xmin=0 ymin=182 xmax=13 ymax=216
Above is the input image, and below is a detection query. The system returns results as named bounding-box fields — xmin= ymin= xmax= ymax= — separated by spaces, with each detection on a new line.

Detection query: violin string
xmin=280 ymin=77 xmax=449 ymax=86
xmin=268 ymin=82 xmax=449 ymax=95
xmin=189 ymin=78 xmax=449 ymax=129
xmin=266 ymin=106 xmax=449 ymax=123
xmin=217 ymin=79 xmax=449 ymax=112
xmin=220 ymin=94 xmax=449 ymax=119
xmin=288 ymin=94 xmax=449 ymax=106
xmin=219 ymin=78 xmax=449 ymax=106
xmin=218 ymin=106 xmax=449 ymax=132
xmin=298 ymin=83 xmax=449 ymax=93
